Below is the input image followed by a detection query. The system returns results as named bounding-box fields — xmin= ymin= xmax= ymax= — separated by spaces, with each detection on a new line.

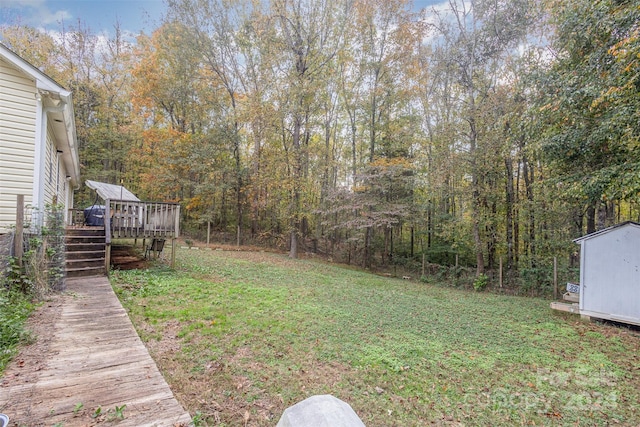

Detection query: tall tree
xmin=537 ymin=0 xmax=640 ymax=234
xmin=430 ymin=0 xmax=536 ymax=275
xmin=269 ymin=0 xmax=352 ymax=258
xmin=166 ymin=0 xmax=251 ymax=244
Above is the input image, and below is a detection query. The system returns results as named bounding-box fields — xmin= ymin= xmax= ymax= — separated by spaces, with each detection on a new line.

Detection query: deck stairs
xmin=65 ymin=227 xmax=106 ymax=278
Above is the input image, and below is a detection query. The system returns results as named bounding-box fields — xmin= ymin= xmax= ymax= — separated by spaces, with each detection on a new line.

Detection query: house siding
xmin=43 ymin=126 xmax=70 ymax=207
xmin=0 ymin=56 xmax=37 ymax=232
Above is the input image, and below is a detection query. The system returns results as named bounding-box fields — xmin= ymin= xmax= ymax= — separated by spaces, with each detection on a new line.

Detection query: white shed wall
xmin=0 ymin=56 xmax=36 ymax=232
xmin=580 ymin=225 xmax=640 ymax=323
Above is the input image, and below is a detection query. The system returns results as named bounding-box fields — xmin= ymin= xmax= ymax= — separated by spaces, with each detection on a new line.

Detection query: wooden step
xmin=66 ymin=265 xmax=106 ymax=278
xmin=65 ymin=242 xmax=106 ymax=252
xmin=65 ymin=237 xmax=106 ymax=245
xmin=65 ymin=227 xmax=108 ymax=278
xmin=550 ymin=301 xmax=580 ymax=314
xmin=66 ymin=258 xmax=105 ymax=270
xmin=65 ymin=227 xmax=105 ymax=237
xmin=65 ymin=250 xmax=106 ymax=260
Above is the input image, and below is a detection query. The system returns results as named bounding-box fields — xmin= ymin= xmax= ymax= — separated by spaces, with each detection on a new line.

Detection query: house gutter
xmin=59 ymin=92 xmax=80 ymax=190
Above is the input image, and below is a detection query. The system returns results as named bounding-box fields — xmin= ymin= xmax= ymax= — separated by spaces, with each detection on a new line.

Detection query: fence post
xmin=499 ymin=256 xmax=503 ymax=288
xmin=553 ymin=257 xmax=558 ymax=300
xmin=174 ymin=204 xmax=180 ymax=238
xmin=15 ymin=195 xmax=24 ymax=266
xmin=207 ymin=221 xmax=211 ymax=247
xmin=421 ymin=253 xmax=425 ymax=277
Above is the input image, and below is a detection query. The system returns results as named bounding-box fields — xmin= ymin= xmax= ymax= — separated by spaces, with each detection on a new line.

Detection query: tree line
xmin=2 ymin=0 xmax=639 ymax=292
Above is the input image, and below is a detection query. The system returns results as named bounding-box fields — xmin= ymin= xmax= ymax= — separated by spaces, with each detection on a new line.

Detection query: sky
xmin=1 ymin=0 xmax=167 ymax=35
xmin=1 ymin=0 xmax=445 ymax=36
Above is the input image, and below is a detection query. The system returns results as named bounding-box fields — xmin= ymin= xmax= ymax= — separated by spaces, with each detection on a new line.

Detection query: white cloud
xmin=2 ymin=0 xmax=46 ymax=6
xmin=1 ymin=0 xmax=72 ymax=27
xmin=40 ymin=8 xmax=72 ymax=25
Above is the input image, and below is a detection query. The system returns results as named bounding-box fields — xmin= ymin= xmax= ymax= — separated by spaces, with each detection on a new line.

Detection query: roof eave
xmin=0 ymin=43 xmax=69 ymax=93
xmin=0 ymin=44 xmax=81 ymax=188
xmin=573 ymin=221 xmax=640 ymax=243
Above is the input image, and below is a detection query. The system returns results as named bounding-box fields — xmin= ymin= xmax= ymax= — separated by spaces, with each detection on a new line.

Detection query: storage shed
xmin=571 ymin=221 xmax=640 ymax=326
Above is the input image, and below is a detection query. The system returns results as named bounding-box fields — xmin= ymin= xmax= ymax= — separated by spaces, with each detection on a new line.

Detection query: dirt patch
xmin=111 ymin=245 xmax=150 ymax=270
xmin=139 ymin=323 xmax=355 ymax=426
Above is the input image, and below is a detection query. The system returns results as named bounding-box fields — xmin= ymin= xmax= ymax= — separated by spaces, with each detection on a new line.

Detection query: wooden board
xmin=550 ymin=301 xmax=580 ymax=314
xmin=0 ymin=276 xmax=192 ymax=426
xmin=562 ymin=292 xmax=579 ymax=303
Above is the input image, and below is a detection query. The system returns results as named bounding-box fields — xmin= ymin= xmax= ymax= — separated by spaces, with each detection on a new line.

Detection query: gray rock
xmin=276 ymin=395 xmax=365 ymax=427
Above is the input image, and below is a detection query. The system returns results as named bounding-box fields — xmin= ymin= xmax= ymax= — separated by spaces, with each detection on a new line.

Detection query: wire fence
xmin=1 ymin=208 xmax=66 ymax=296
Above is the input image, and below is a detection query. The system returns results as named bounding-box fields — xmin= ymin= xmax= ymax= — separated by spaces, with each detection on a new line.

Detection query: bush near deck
xmin=112 ymin=248 xmax=640 ymax=426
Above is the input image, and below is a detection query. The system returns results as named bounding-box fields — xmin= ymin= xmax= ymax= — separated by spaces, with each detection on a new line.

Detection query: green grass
xmin=111 ymin=248 xmax=640 ymax=426
xmin=0 ymin=289 xmax=34 ymax=374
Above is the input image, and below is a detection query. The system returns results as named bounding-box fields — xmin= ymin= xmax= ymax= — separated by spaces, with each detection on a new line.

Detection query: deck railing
xmin=68 ymin=208 xmax=86 ymax=227
xmin=104 ymin=199 xmax=180 ymax=244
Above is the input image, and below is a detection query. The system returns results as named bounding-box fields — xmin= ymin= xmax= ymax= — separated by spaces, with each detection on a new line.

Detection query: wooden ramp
xmin=0 ymin=276 xmax=192 ymax=426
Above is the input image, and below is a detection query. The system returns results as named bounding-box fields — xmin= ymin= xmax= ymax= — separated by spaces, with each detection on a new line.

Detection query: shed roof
xmin=86 ymin=180 xmax=140 ymax=202
xmin=573 ymin=221 xmax=640 ymax=243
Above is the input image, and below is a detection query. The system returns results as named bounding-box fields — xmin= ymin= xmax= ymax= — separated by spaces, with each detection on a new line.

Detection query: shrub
xmin=473 ymin=273 xmax=489 ymax=291
xmin=0 ymin=286 xmax=34 ymax=373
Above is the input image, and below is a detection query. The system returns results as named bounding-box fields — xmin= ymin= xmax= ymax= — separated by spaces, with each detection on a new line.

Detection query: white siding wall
xmin=44 ymin=129 xmax=55 ymax=205
xmin=581 ymin=225 xmax=640 ymax=323
xmin=43 ymin=126 xmax=71 ymax=213
xmin=0 ymin=57 xmax=37 ymax=232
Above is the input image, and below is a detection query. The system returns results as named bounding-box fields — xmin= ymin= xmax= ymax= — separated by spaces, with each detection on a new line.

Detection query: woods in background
xmin=2 ymin=0 xmax=639 ymax=293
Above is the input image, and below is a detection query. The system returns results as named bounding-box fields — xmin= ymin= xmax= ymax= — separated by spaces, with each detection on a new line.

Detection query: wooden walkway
xmin=0 ymin=276 xmax=192 ymax=426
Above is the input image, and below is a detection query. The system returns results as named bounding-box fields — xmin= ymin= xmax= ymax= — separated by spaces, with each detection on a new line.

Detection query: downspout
xmin=32 ymin=92 xmax=44 ymax=231
xmin=60 ymin=93 xmax=80 ymax=191
xmin=35 ymin=98 xmax=67 ymax=227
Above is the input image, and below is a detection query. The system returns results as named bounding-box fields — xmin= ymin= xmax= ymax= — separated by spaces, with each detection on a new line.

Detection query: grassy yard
xmin=111 ymin=248 xmax=640 ymax=426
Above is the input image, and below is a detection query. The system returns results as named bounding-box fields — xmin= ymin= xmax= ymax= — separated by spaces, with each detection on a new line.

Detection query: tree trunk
xmin=473 ymin=213 xmax=484 ymax=276
xmin=410 ymin=226 xmax=414 ymax=258
xmin=289 ymin=111 xmax=303 ymax=258
xmin=289 ymin=230 xmax=298 ymax=259
xmin=505 ymin=156 xmax=514 ymax=270
xmin=251 ymin=120 xmax=262 ymax=238
xmin=586 ymin=202 xmax=597 ymax=234
xmin=427 ymin=199 xmax=432 ymax=249
xmin=487 ymin=199 xmax=497 ymax=270
xmin=470 ymin=134 xmax=484 ymax=275
xmin=522 ymin=154 xmax=535 ymax=264
xmin=364 ymin=226 xmax=372 ymax=269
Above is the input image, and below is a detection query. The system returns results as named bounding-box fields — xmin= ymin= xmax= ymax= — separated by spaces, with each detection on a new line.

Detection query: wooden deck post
xmin=15 ymin=195 xmax=24 ymax=266
xmin=105 ymin=244 xmax=111 ymax=276
xmin=171 ymin=238 xmax=176 ymax=268
xmin=175 ymin=205 xmax=180 ymax=238
xmin=104 ymin=200 xmax=111 ymax=275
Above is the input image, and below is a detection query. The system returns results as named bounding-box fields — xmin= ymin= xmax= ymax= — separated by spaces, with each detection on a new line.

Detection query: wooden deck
xmin=0 ymin=276 xmax=192 ymax=426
